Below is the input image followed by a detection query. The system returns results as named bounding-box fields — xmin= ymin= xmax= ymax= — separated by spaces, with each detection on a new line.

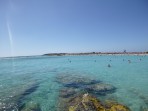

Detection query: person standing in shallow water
xmin=68 ymin=59 xmax=71 ymax=63
xmin=128 ymin=60 xmax=131 ymax=63
xmin=140 ymin=58 xmax=141 ymax=61
xmin=108 ymin=64 xmax=111 ymax=67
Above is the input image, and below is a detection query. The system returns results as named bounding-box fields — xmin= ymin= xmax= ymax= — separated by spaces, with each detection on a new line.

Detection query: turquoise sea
xmin=0 ymin=55 xmax=148 ymax=111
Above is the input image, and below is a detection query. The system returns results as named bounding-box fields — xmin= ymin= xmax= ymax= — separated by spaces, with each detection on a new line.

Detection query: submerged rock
xmin=85 ymin=83 xmax=116 ymax=95
xmin=17 ymin=84 xmax=39 ymax=110
xmin=56 ymin=74 xmax=120 ymax=111
xmin=68 ymin=93 xmax=104 ymax=111
xmin=56 ymin=74 xmax=116 ymax=97
xmin=104 ymin=100 xmax=131 ymax=111
xmin=20 ymin=101 xmax=41 ymax=111
xmin=56 ymin=75 xmax=101 ymax=87
xmin=59 ymin=87 xmax=81 ymax=98
xmin=0 ymin=83 xmax=39 ymax=111
xmin=109 ymin=104 xmax=130 ymax=111
xmin=140 ymin=106 xmax=148 ymax=111
xmin=65 ymin=93 xmax=130 ymax=111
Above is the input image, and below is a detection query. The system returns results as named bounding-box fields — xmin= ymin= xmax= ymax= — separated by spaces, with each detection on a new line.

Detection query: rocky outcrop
xmin=59 ymin=93 xmax=130 ymax=111
xmin=56 ymin=74 xmax=131 ymax=111
xmin=85 ymin=83 xmax=116 ymax=95
xmin=59 ymin=87 xmax=80 ymax=98
xmin=56 ymin=74 xmax=116 ymax=96
xmin=56 ymin=75 xmax=101 ymax=87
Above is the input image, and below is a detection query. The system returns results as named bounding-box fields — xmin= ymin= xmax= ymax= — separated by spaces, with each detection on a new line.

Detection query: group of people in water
xmin=67 ymin=57 xmax=143 ymax=68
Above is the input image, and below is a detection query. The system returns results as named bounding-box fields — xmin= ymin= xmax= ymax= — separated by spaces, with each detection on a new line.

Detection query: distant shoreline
xmin=44 ymin=52 xmax=148 ymax=56
xmin=1 ymin=52 xmax=148 ymax=58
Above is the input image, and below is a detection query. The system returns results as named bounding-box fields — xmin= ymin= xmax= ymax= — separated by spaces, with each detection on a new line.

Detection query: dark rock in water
xmin=56 ymin=75 xmax=101 ymax=88
xmin=128 ymin=88 xmax=148 ymax=107
xmin=56 ymin=74 xmax=116 ymax=96
xmin=140 ymin=106 xmax=148 ymax=111
xmin=64 ymin=79 xmax=100 ymax=88
xmin=56 ymin=74 xmax=127 ymax=111
xmin=22 ymin=85 xmax=39 ymax=96
xmin=0 ymin=83 xmax=39 ymax=111
xmin=64 ymin=82 xmax=81 ymax=88
xmin=59 ymin=87 xmax=80 ymax=98
xmin=17 ymin=84 xmax=39 ymax=110
xmin=58 ymin=93 xmax=130 ymax=111
xmin=85 ymin=83 xmax=116 ymax=95
xmin=139 ymin=95 xmax=148 ymax=106
xmin=20 ymin=102 xmax=41 ymax=111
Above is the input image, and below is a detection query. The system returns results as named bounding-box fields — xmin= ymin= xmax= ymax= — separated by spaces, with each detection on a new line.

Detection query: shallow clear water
xmin=0 ymin=55 xmax=148 ymax=111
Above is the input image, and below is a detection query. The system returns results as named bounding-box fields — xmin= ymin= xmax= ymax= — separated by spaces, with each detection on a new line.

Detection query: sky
xmin=0 ymin=0 xmax=148 ymax=57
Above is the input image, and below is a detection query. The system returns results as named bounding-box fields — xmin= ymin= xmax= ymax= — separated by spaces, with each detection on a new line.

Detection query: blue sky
xmin=0 ymin=0 xmax=148 ymax=57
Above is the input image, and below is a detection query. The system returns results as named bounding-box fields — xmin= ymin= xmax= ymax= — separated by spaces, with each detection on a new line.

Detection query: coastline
xmin=43 ymin=52 xmax=148 ymax=56
xmin=0 ymin=52 xmax=148 ymax=58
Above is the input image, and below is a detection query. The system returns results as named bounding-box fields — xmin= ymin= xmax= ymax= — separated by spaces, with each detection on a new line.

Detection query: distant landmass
xmin=44 ymin=51 xmax=148 ymax=56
